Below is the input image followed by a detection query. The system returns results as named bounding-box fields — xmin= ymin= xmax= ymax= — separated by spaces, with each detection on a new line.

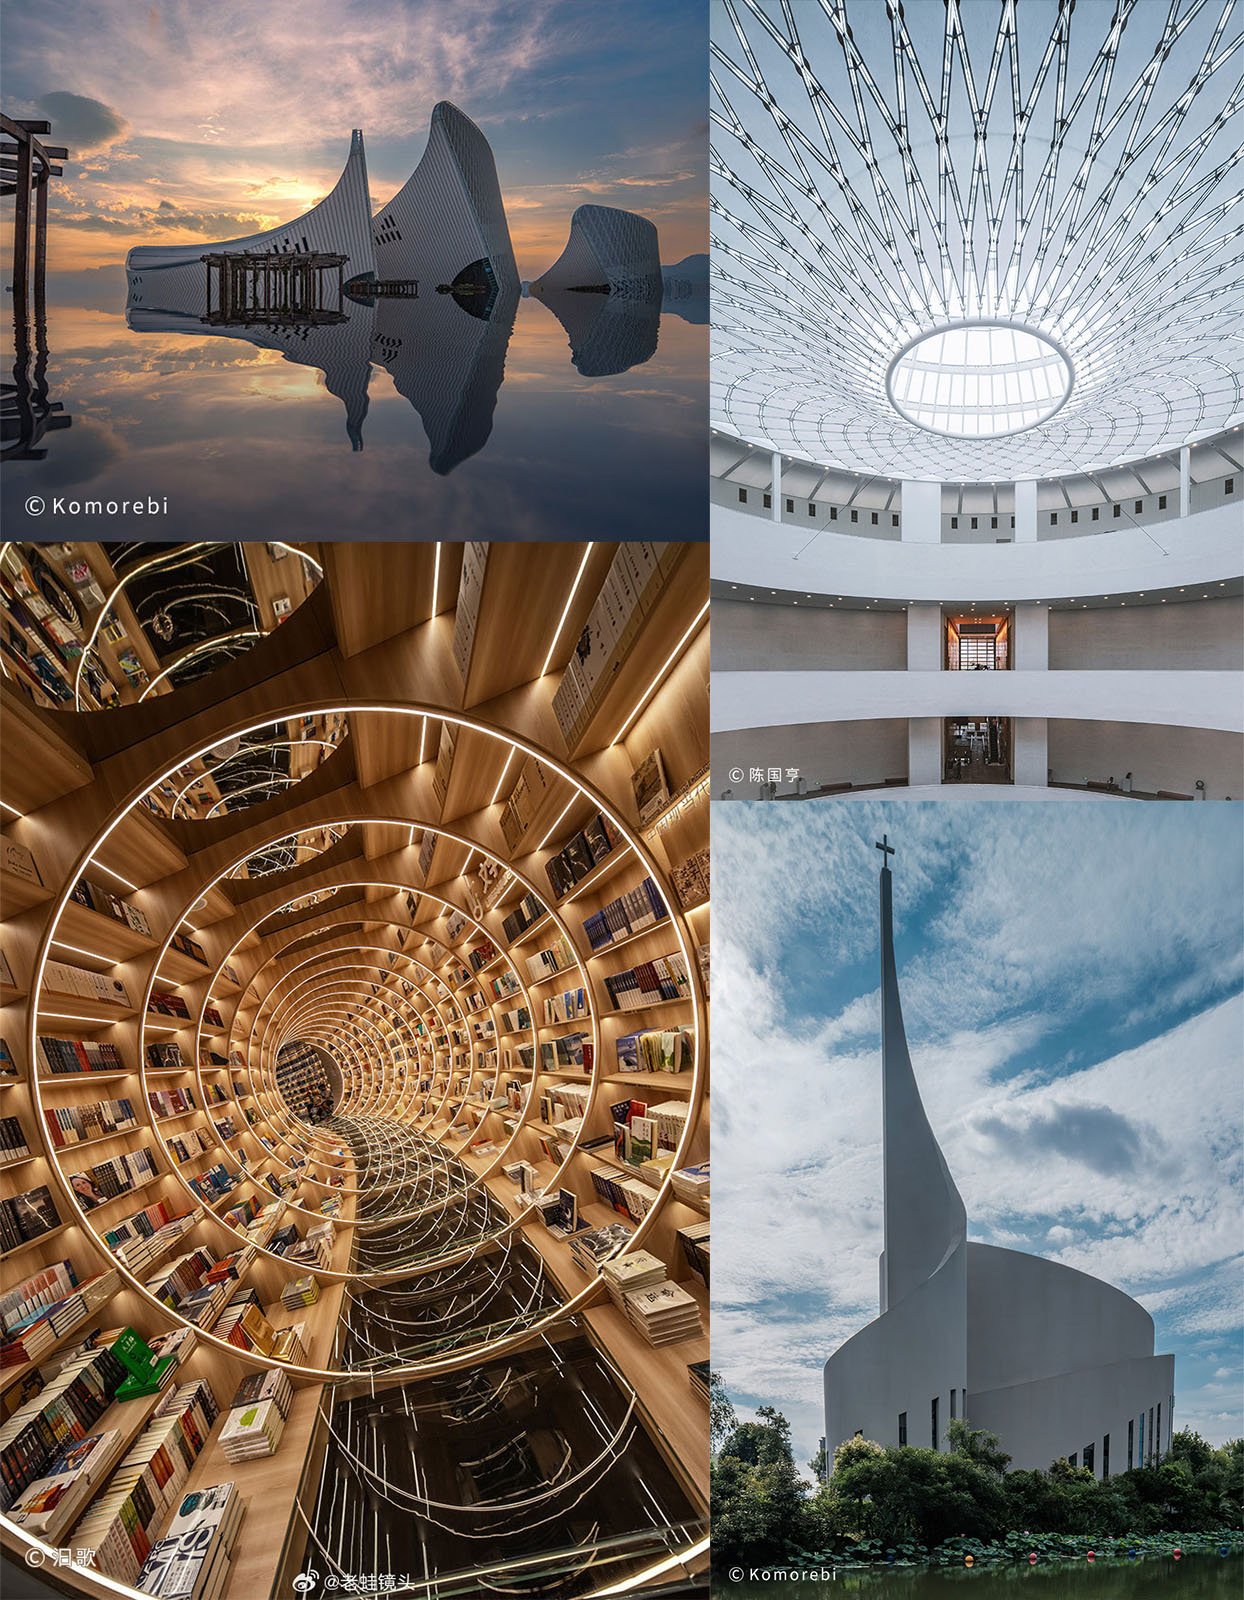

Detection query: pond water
xmin=3 ymin=276 xmax=706 ymax=541
xmin=719 ymin=1553 xmax=1243 ymax=1598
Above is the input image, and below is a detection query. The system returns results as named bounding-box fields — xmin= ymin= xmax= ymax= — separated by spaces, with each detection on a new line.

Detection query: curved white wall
xmin=1049 ymin=599 xmax=1244 ymax=670
xmin=711 ymin=500 xmax=1244 ymax=604
xmin=712 ymin=670 xmax=1243 ymax=735
xmin=713 ymin=599 xmax=907 ymax=670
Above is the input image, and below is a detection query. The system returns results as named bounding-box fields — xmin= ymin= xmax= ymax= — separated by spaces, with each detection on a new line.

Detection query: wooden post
xmin=13 ymin=129 xmax=33 ymax=323
xmin=33 ymin=172 xmax=49 ymax=321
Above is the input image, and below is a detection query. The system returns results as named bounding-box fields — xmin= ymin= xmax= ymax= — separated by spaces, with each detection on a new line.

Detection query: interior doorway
xmin=945 ymin=611 xmax=1013 ymax=670
xmin=944 ymin=717 xmax=1013 ymax=783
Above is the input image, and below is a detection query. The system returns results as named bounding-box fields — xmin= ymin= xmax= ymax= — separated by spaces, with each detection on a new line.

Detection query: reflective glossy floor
xmin=2 ymin=289 xmax=706 ymax=539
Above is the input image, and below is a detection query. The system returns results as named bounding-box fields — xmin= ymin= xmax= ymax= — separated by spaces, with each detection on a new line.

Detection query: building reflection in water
xmin=119 ymin=106 xmax=696 ymax=474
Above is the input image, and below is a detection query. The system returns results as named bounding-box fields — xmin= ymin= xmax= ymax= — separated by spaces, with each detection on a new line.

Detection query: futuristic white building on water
xmin=823 ymin=840 xmax=1174 ymax=1480
xmin=711 ymin=0 xmax=1244 ymax=802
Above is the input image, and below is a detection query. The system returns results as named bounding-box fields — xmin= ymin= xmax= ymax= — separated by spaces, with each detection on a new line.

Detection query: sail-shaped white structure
xmin=824 ymin=844 xmax=1174 ymax=1479
xmin=532 ymin=204 xmax=662 ymax=299
xmin=371 ymin=101 xmax=518 ymax=294
xmin=125 ymin=130 xmax=376 ymax=317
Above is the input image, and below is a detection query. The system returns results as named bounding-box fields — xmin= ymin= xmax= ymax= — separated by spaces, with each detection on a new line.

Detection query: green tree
xmin=708 ymin=1371 xmax=737 ymax=1456
xmin=946 ymin=1417 xmax=1011 ymax=1474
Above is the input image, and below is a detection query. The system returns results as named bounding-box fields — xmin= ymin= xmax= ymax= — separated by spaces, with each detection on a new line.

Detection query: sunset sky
xmin=2 ymin=0 xmax=707 ymax=278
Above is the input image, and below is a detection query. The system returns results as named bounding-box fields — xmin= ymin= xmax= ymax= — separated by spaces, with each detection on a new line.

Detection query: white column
xmin=1179 ymin=444 xmax=1191 ymax=516
xmin=771 ymin=451 xmax=782 ymax=522
xmin=907 ymin=603 xmax=943 ymax=670
xmin=1013 ymin=603 xmax=1048 ymax=671
xmin=900 ymin=480 xmax=941 ymax=542
xmin=1014 ymin=479 xmax=1038 ymax=542
xmin=1014 ymin=719 xmax=1049 ymax=786
xmin=908 ymin=719 xmax=942 ymax=785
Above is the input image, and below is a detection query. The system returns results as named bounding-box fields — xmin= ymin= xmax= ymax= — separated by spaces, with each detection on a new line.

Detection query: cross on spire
xmin=876 ymin=834 xmax=895 ymax=868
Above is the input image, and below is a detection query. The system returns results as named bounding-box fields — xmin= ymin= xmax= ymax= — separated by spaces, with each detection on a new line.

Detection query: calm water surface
xmin=3 ymin=276 xmax=706 ymax=540
xmin=720 ymin=1554 xmax=1243 ymax=1598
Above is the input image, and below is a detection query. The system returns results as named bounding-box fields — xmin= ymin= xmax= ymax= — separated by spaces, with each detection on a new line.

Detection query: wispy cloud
xmin=713 ymin=803 xmax=1244 ymax=1467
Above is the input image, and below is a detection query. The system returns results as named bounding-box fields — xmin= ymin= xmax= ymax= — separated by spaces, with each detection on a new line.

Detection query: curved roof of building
xmin=711 ymin=0 xmax=1244 ymax=480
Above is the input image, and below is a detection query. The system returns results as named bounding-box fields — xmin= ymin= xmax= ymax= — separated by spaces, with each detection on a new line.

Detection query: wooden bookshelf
xmin=0 ymin=539 xmax=708 ymax=1598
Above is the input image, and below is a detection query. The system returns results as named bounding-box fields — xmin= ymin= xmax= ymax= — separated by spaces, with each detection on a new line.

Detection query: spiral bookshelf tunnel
xmin=0 ymin=540 xmax=710 ymax=1598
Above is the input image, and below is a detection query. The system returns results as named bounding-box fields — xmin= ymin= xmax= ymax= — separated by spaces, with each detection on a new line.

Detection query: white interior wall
xmin=1049 ymin=598 xmax=1243 ymax=670
xmin=713 ymin=599 xmax=907 ymax=670
xmin=711 ymin=718 xmax=909 ymax=795
xmin=1048 ymin=721 xmax=1244 ymax=799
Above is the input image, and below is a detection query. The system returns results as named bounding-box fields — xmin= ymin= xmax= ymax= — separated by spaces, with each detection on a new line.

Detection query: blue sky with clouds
xmin=0 ymin=0 xmax=706 ymax=275
xmin=712 ymin=802 xmax=1244 ymax=1473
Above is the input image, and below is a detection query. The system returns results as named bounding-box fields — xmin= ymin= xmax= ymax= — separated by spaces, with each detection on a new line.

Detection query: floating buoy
xmin=1173 ymin=1548 xmax=1183 ymax=1561
xmin=1028 ymin=1553 xmax=1037 ymax=1565
xmin=964 ymin=1555 xmax=974 ymax=1567
xmin=1086 ymin=1551 xmax=1095 ymax=1562
xmin=1128 ymin=1548 xmax=1137 ymax=1559
xmin=1220 ymin=1546 xmax=1230 ymax=1558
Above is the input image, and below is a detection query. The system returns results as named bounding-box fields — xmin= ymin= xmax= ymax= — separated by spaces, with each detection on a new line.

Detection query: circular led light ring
xmin=28 ymin=702 xmax=705 ymax=1384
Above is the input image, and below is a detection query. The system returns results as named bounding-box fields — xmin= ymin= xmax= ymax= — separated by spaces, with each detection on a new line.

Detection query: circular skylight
xmin=711 ymin=1 xmax=1244 ymax=480
xmin=887 ymin=324 xmax=1072 ymax=440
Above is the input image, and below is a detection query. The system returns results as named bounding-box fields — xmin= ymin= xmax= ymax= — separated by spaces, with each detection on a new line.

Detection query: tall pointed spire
xmin=876 ymin=839 xmax=965 ymax=1314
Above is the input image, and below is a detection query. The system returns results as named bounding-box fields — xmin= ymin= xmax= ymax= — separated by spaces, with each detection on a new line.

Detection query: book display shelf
xmin=1 ymin=540 xmax=710 ymax=1599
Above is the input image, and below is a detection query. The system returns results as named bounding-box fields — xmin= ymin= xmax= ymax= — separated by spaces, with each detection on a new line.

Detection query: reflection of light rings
xmin=237 ymin=889 xmax=554 ymax=1166
xmin=171 ymin=737 xmax=342 ymax=818
xmin=34 ymin=703 xmax=703 ymax=1380
xmin=31 ymin=707 xmax=697 ymax=1382
xmin=73 ymin=541 xmax=322 ymax=710
xmin=137 ymin=628 xmax=263 ymax=701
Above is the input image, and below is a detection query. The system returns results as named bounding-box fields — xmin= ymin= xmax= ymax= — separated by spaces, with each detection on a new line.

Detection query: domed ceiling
xmin=711 ymin=0 xmax=1244 ymax=481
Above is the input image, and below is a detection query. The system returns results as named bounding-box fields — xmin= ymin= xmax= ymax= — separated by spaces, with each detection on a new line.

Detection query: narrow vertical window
xmin=931 ymin=1396 xmax=939 ymax=1449
xmin=949 ymin=1388 xmax=957 ymax=1420
xmin=1083 ymin=1442 xmax=1094 ymax=1475
xmin=1102 ymin=1434 xmax=1110 ymax=1480
xmin=898 ymin=1411 xmax=907 ymax=1446
xmin=1128 ymin=1418 xmax=1134 ymax=1469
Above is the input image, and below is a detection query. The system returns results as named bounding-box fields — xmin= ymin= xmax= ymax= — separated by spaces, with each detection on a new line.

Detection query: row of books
xmin=106 ymin=1207 xmax=201 ymax=1276
xmin=0 ymin=1114 xmax=31 ymax=1163
xmin=499 ymin=1003 xmax=532 ymax=1035
xmin=187 ymin=1163 xmax=236 ymax=1203
xmin=525 ymin=933 xmax=576 ymax=986
xmin=0 ymin=1343 xmax=126 ymax=1511
xmin=69 ymin=876 xmax=152 ymax=939
xmin=551 ymin=545 xmax=672 ymax=748
xmin=0 ymin=1270 xmax=120 ymax=1370
xmin=1 ymin=1258 xmax=79 ymax=1337
xmin=602 ymin=953 xmax=690 ymax=1012
xmin=543 ymin=811 xmax=622 ymax=899
xmin=44 ymin=960 xmax=131 ymax=1009
xmin=76 ymin=1373 xmax=221 ymax=1585
xmin=70 ymin=1145 xmax=158 ymax=1209
xmin=588 ymin=1164 xmax=660 ymax=1224
xmin=165 ymin=1126 xmax=212 ymax=1165
xmin=544 ymin=985 xmax=589 ymax=1024
xmin=500 ymin=890 xmax=548 ymax=945
xmin=150 ymin=1085 xmax=196 ymax=1119
xmin=678 ymin=1219 xmax=710 ymax=1287
xmin=147 ymin=989 xmax=191 ymax=1020
xmin=1 ymin=1184 xmax=61 ymax=1254
xmin=37 ymin=1036 xmax=126 ymax=1076
xmin=467 ymin=937 xmax=498 ymax=972
xmin=582 ymin=876 xmax=668 ymax=951
xmin=616 ymin=1025 xmax=694 ymax=1074
xmin=671 ymin=845 xmax=710 ymax=909
xmin=44 ymin=1096 xmax=138 ymax=1148
xmin=168 ymin=929 xmax=208 ymax=967
xmin=147 ymin=1042 xmax=187 ymax=1072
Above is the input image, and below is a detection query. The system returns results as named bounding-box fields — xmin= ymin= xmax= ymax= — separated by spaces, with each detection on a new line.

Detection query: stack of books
xmin=0 ymin=1343 xmax=126 ymax=1513
xmin=569 ymin=1222 xmax=632 ymax=1273
xmin=600 ymin=1250 xmax=666 ymax=1309
xmin=271 ymin=1323 xmax=307 ymax=1364
xmin=280 ymin=1274 xmax=319 ymax=1311
xmin=588 ymin=1164 xmax=659 ymax=1224
xmin=671 ymin=1163 xmax=710 ymax=1206
xmin=218 ymin=1369 xmax=291 ymax=1462
xmin=688 ymin=1360 xmax=711 ymax=1402
xmin=622 ymin=1280 xmax=704 ymax=1347
xmin=74 ymin=1377 xmax=219 ymax=1583
xmin=136 ymin=1481 xmax=244 ymax=1599
xmin=6 ymin=1425 xmax=126 ymax=1541
xmin=542 ymin=812 xmax=621 ymax=897
xmin=678 ymin=1220 xmax=710 ymax=1286
xmin=107 ymin=1208 xmax=200 ymax=1275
